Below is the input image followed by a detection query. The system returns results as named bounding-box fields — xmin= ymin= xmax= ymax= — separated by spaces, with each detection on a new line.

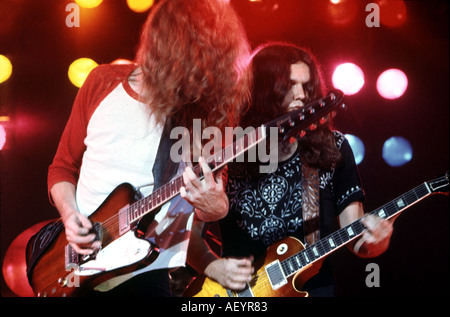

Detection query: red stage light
xmin=376 ymin=0 xmax=407 ymax=28
xmin=326 ymin=0 xmax=358 ymax=27
xmin=332 ymin=63 xmax=365 ymax=95
xmin=376 ymin=68 xmax=408 ymax=99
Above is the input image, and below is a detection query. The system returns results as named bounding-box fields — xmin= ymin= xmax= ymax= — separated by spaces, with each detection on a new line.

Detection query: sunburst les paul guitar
xmin=184 ymin=173 xmax=449 ymax=297
xmin=25 ymin=90 xmax=346 ymax=297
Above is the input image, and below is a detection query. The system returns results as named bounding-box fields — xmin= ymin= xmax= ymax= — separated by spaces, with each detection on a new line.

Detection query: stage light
xmin=376 ymin=0 xmax=407 ymax=28
xmin=68 ymin=58 xmax=98 ymax=88
xmin=0 ymin=54 xmax=13 ymax=84
xmin=332 ymin=63 xmax=365 ymax=95
xmin=127 ymin=0 xmax=154 ymax=13
xmin=111 ymin=59 xmax=134 ymax=65
xmin=326 ymin=0 xmax=358 ymax=27
xmin=0 ymin=124 xmax=6 ymax=150
xmin=345 ymin=134 xmax=365 ymax=165
xmin=376 ymin=68 xmax=408 ymax=100
xmin=382 ymin=136 xmax=412 ymax=167
xmin=75 ymin=0 xmax=103 ymax=9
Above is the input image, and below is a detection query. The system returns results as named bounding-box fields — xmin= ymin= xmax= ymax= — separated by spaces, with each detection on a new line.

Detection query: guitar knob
xmin=299 ymin=130 xmax=306 ymax=138
xmin=309 ymin=124 xmax=317 ymax=131
xmin=319 ymin=117 xmax=327 ymax=125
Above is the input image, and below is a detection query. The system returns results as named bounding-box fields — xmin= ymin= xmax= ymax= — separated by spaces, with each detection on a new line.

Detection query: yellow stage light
xmin=0 ymin=55 xmax=13 ymax=84
xmin=75 ymin=0 xmax=103 ymax=9
xmin=127 ymin=0 xmax=154 ymax=13
xmin=68 ymin=58 xmax=98 ymax=88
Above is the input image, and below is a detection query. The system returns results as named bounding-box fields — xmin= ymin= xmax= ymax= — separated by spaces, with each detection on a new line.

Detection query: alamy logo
xmin=365 ymin=3 xmax=380 ymax=28
xmin=169 ymin=120 xmax=279 ymax=173
xmin=66 ymin=3 xmax=80 ymax=28
xmin=365 ymin=263 xmax=380 ymax=288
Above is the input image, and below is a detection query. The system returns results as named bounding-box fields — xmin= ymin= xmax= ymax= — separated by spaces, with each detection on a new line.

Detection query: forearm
xmin=187 ymin=220 xmax=220 ymax=274
xmin=50 ymin=181 xmax=79 ymax=221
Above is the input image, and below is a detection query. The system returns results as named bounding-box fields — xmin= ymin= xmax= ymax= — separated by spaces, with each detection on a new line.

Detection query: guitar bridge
xmin=64 ymin=222 xmax=103 ymax=269
xmin=64 ymin=244 xmax=79 ymax=269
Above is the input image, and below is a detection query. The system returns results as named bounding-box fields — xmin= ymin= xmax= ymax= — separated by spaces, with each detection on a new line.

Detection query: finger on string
xmin=185 ymin=166 xmax=202 ymax=190
xmin=199 ymin=157 xmax=215 ymax=186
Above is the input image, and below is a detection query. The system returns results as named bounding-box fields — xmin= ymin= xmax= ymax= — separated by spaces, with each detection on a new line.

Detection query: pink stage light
xmin=332 ymin=63 xmax=365 ymax=95
xmin=0 ymin=124 xmax=6 ymax=150
xmin=376 ymin=68 xmax=408 ymax=99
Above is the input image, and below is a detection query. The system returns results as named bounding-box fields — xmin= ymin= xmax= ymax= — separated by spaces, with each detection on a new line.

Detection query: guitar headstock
xmin=427 ymin=172 xmax=449 ymax=195
xmin=264 ymin=89 xmax=345 ymax=142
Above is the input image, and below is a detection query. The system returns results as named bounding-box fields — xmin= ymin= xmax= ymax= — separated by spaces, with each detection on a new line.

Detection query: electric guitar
xmin=184 ymin=173 xmax=449 ymax=297
xmin=26 ymin=90 xmax=345 ymax=297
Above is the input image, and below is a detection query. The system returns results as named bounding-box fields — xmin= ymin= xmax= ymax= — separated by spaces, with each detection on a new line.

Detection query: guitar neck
xmin=279 ymin=180 xmax=438 ymax=278
xmin=126 ymin=127 xmax=267 ymax=225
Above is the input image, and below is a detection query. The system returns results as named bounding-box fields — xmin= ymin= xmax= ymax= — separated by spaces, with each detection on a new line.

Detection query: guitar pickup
xmin=265 ymin=260 xmax=288 ymax=290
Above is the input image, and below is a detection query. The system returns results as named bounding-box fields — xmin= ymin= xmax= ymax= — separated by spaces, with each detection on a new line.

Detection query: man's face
xmin=283 ymin=61 xmax=311 ymax=111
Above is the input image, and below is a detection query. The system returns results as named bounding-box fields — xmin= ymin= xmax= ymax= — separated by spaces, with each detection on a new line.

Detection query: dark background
xmin=1 ymin=0 xmax=448 ymax=297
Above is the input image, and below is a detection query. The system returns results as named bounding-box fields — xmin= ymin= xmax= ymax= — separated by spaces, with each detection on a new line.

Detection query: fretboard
xmin=280 ymin=181 xmax=433 ymax=278
xmin=125 ymin=127 xmax=267 ymax=225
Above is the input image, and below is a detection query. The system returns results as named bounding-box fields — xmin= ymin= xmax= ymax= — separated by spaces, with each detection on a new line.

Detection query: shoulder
xmin=86 ymin=63 xmax=138 ymax=84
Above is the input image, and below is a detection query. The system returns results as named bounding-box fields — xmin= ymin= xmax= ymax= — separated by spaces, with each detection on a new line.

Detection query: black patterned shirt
xmin=219 ymin=131 xmax=365 ymax=260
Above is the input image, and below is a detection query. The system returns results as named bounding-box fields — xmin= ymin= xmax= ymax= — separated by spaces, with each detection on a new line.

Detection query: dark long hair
xmin=243 ymin=42 xmax=341 ymax=169
xmin=135 ymin=0 xmax=252 ymax=133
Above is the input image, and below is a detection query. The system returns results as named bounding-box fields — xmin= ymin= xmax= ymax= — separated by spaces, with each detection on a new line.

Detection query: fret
xmin=403 ymin=192 xmax=416 ymax=206
xmin=318 ymin=240 xmax=330 ymax=255
xmin=223 ymin=144 xmax=233 ymax=163
xmin=306 ymin=247 xmax=316 ymax=261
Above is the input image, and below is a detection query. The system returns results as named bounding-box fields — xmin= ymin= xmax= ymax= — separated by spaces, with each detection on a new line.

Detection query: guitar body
xmin=184 ymin=236 xmax=324 ymax=297
xmin=26 ymin=183 xmax=159 ymax=297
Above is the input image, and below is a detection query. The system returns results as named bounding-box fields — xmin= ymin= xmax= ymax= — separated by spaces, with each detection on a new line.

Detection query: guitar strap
xmin=301 ymin=162 xmax=320 ymax=246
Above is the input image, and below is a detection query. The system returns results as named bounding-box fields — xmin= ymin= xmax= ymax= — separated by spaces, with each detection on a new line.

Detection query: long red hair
xmin=135 ymin=0 xmax=252 ymax=133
